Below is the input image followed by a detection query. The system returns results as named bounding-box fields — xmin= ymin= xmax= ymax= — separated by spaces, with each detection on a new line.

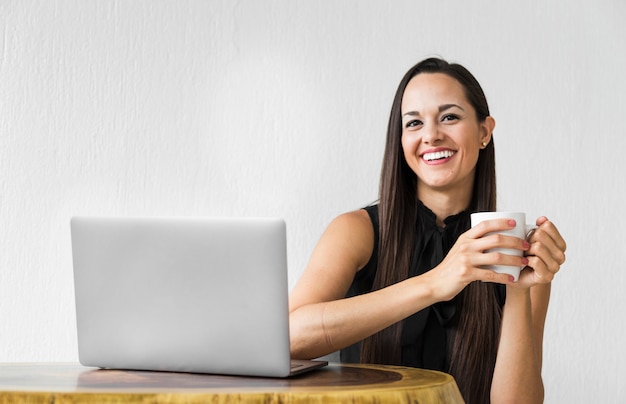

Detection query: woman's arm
xmin=289 ymin=210 xmax=522 ymax=360
xmin=491 ymin=285 xmax=549 ymax=403
xmin=288 ymin=210 xmax=440 ymax=359
xmin=491 ymin=217 xmax=566 ymax=403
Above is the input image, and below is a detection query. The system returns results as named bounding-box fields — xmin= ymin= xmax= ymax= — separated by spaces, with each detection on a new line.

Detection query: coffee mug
xmin=470 ymin=212 xmax=536 ymax=281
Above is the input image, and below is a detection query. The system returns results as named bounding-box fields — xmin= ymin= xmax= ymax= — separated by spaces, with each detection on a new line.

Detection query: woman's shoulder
xmin=330 ymin=206 xmax=378 ymax=239
xmin=325 ymin=208 xmax=376 ymax=270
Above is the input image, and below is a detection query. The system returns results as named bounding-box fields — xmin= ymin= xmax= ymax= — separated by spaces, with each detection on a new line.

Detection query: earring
xmin=481 ymin=141 xmax=488 ymax=147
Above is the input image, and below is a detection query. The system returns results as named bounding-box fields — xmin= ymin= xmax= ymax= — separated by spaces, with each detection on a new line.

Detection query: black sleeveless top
xmin=340 ymin=202 xmax=505 ymax=371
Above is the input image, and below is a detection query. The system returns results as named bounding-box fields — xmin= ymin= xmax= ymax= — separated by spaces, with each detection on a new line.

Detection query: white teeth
xmin=423 ymin=150 xmax=455 ymax=161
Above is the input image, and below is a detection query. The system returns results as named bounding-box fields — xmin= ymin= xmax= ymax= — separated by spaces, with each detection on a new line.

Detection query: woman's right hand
xmin=423 ymin=218 xmax=528 ymax=301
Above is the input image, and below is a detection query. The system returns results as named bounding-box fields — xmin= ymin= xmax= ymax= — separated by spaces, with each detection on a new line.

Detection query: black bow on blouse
xmin=400 ymin=202 xmax=470 ymax=371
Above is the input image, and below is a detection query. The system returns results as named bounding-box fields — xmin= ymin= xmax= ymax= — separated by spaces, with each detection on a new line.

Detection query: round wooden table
xmin=0 ymin=362 xmax=464 ymax=403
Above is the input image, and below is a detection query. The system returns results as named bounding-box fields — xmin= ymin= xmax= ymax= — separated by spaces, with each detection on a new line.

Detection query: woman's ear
xmin=480 ymin=116 xmax=496 ymax=146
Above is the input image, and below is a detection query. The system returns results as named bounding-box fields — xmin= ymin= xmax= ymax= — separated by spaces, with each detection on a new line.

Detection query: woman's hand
xmin=425 ymin=218 xmax=528 ymax=301
xmin=516 ymin=216 xmax=567 ymax=288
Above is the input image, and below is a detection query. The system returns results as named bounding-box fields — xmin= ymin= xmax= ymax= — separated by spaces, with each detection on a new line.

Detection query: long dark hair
xmin=360 ymin=58 xmax=500 ymax=404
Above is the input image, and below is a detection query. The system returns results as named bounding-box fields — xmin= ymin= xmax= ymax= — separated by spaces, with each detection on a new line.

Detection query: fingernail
xmin=521 ymin=257 xmax=529 ymax=265
xmin=508 ymin=219 xmax=517 ymax=227
xmin=523 ymin=241 xmax=530 ymax=249
xmin=509 ymin=275 xmax=515 ymax=282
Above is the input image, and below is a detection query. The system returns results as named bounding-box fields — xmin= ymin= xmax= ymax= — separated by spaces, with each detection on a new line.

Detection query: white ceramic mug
xmin=470 ymin=212 xmax=537 ymax=281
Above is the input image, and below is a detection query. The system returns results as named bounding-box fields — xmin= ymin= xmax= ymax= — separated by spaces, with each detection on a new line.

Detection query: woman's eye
xmin=405 ymin=119 xmax=422 ymax=128
xmin=442 ymin=114 xmax=459 ymax=122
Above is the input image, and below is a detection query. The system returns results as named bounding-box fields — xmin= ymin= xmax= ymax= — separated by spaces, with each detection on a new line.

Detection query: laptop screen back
xmin=71 ymin=217 xmax=293 ymax=377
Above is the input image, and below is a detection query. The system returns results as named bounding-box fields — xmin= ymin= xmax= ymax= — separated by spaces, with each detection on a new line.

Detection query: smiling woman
xmin=400 ymin=73 xmax=495 ymax=218
xmin=288 ymin=57 xmax=567 ymax=404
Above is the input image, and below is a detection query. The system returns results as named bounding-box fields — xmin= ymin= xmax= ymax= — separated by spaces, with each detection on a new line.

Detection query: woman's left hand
xmin=516 ymin=217 xmax=567 ymax=287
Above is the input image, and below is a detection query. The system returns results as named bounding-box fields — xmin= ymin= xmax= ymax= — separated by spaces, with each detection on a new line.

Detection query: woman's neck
xmin=418 ymin=189 xmax=472 ymax=227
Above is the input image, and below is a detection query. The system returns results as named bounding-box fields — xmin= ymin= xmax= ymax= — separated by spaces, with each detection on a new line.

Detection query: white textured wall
xmin=1 ymin=0 xmax=624 ymax=402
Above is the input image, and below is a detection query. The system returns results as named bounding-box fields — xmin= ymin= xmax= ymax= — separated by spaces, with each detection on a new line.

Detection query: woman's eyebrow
xmin=402 ymin=104 xmax=465 ymax=119
xmin=439 ymin=103 xmax=464 ymax=112
xmin=402 ymin=110 xmax=420 ymax=118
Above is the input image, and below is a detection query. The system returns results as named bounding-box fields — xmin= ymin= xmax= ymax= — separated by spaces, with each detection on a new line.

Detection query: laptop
xmin=70 ymin=216 xmax=327 ymax=377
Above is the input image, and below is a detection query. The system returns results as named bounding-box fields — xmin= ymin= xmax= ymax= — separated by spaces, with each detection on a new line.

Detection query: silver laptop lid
xmin=71 ymin=216 xmax=292 ymax=377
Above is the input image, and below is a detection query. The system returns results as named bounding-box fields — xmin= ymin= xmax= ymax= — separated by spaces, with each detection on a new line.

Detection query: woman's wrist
xmin=505 ymin=284 xmax=532 ymax=302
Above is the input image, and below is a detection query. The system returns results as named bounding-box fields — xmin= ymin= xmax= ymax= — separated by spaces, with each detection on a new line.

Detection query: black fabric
xmin=340 ymin=202 xmax=506 ymax=371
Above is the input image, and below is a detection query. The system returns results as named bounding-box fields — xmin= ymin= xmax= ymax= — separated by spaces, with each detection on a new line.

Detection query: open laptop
xmin=70 ymin=216 xmax=327 ymax=377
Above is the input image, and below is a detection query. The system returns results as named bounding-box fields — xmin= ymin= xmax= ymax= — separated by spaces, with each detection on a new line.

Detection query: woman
xmin=288 ymin=58 xmax=566 ymax=403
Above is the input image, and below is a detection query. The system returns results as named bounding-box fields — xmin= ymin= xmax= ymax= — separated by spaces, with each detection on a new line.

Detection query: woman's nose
xmin=421 ymin=122 xmax=443 ymax=144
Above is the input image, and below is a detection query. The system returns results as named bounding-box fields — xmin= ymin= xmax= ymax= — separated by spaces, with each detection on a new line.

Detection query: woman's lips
xmin=422 ymin=149 xmax=456 ymax=164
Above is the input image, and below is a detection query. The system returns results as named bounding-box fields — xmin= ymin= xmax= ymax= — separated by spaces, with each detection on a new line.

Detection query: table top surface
xmin=0 ymin=362 xmax=465 ymax=403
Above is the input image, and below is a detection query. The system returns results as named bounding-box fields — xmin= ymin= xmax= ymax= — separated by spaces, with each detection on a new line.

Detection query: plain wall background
xmin=1 ymin=0 xmax=624 ymax=402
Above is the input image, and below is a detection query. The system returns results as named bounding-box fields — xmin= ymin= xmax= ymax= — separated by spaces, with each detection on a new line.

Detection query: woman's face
xmin=400 ymin=72 xmax=494 ymax=199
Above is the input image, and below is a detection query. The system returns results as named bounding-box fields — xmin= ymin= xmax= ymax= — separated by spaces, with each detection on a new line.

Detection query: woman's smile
xmin=421 ymin=148 xmax=457 ymax=165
